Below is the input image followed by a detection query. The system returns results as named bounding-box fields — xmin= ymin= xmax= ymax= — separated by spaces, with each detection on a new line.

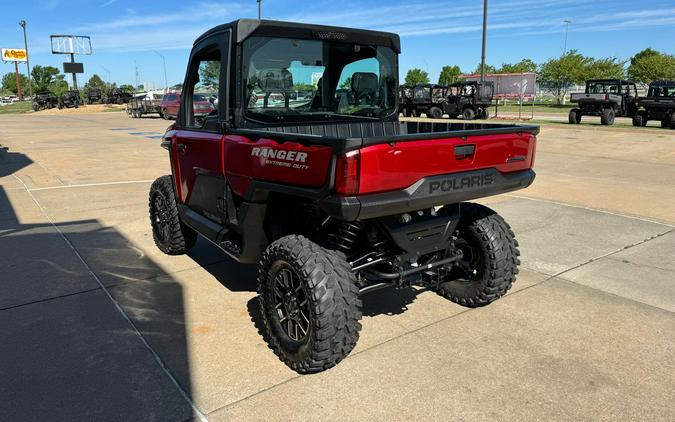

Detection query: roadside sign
xmin=2 ymin=48 xmax=28 ymax=62
xmin=63 ymin=62 xmax=84 ymax=74
xmin=465 ymin=73 xmax=537 ymax=100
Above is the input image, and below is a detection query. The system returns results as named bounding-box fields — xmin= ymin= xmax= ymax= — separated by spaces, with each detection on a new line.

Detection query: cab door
xmin=172 ymin=31 xmax=230 ymax=225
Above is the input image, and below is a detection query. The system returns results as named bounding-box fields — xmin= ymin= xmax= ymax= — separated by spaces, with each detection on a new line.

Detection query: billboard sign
xmin=2 ymin=48 xmax=28 ymax=62
xmin=465 ymin=73 xmax=537 ymax=100
xmin=50 ymin=35 xmax=92 ymax=55
xmin=63 ymin=62 xmax=84 ymax=74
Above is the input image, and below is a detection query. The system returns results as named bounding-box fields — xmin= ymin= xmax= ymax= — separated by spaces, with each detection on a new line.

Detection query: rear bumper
xmin=321 ymin=168 xmax=536 ymax=221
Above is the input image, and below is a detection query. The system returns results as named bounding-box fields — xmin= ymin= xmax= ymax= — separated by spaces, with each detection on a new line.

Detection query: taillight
xmin=334 ymin=151 xmax=360 ymax=196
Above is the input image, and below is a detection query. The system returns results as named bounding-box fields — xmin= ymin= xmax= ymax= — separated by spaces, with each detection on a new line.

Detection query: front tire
xmin=149 ymin=176 xmax=197 ymax=255
xmin=601 ymin=108 xmax=615 ymax=125
xmin=462 ymin=108 xmax=475 ymax=120
xmin=258 ymin=235 xmax=362 ymax=373
xmin=632 ymin=113 xmax=644 ymax=127
xmin=569 ymin=108 xmax=582 ymax=124
xmin=436 ymin=203 xmax=520 ymax=307
xmin=428 ymin=106 xmax=443 ymax=119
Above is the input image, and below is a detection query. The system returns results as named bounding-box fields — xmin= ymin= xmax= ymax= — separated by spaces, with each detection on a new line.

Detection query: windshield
xmin=648 ymin=85 xmax=675 ymax=97
xmin=586 ymin=81 xmax=620 ymax=94
xmin=243 ymin=36 xmax=397 ymax=123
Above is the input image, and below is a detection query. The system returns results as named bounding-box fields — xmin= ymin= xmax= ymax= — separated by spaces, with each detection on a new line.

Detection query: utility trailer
xmin=148 ymin=18 xmax=538 ymax=373
xmin=127 ymin=92 xmax=164 ymax=118
xmin=633 ymin=80 xmax=675 ymax=129
xmin=569 ymin=79 xmax=638 ymax=125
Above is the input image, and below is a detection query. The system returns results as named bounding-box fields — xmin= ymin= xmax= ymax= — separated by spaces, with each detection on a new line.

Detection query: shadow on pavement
xmin=0 ymin=148 xmax=196 ymax=421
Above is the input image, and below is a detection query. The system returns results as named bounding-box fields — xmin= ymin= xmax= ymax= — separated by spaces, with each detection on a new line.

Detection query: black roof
xmin=195 ymin=19 xmax=400 ymax=53
xmin=586 ymin=79 xmax=635 ymax=84
xmin=649 ymin=80 xmax=675 ymax=87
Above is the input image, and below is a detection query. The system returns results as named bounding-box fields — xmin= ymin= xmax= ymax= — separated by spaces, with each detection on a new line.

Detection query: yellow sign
xmin=2 ymin=48 xmax=28 ymax=62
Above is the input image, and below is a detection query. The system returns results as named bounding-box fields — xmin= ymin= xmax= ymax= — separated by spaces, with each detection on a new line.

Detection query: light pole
xmin=257 ymin=0 xmax=262 ymax=20
xmin=480 ymin=0 xmax=488 ymax=84
xmin=99 ymin=65 xmax=111 ymax=83
xmin=563 ymin=20 xmax=572 ymax=55
xmin=153 ymin=50 xmax=168 ymax=91
xmin=19 ymin=20 xmax=32 ymax=99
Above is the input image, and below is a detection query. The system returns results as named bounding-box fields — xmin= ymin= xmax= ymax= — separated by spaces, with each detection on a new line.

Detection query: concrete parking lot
xmin=1 ymin=111 xmax=673 ymax=421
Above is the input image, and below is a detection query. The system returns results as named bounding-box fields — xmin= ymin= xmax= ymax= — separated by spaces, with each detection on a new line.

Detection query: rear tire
xmin=670 ymin=114 xmax=675 ymax=129
xmin=462 ymin=108 xmax=475 ymax=120
xmin=436 ymin=203 xmax=519 ymax=307
xmin=569 ymin=108 xmax=582 ymax=124
xmin=601 ymin=108 xmax=615 ymax=125
xmin=149 ymin=175 xmax=197 ymax=255
xmin=478 ymin=109 xmax=489 ymax=119
xmin=258 ymin=235 xmax=362 ymax=374
xmin=428 ymin=106 xmax=443 ymax=119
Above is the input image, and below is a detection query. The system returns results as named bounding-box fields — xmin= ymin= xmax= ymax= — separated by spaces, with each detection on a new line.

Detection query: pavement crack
xmin=550 ymin=228 xmax=674 ymax=280
xmin=0 ymin=287 xmax=102 ymax=312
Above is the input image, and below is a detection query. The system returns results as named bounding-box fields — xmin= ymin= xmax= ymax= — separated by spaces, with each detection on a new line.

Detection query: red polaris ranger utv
xmin=150 ymin=19 xmax=537 ymax=373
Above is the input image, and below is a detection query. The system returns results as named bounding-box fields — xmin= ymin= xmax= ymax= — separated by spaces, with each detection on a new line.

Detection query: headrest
xmin=351 ymin=72 xmax=378 ymax=94
xmin=257 ymin=68 xmax=293 ymax=92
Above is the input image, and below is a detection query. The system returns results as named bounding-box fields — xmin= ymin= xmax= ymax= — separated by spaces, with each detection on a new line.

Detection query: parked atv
xmin=445 ymin=80 xmax=493 ymax=120
xmin=32 ymin=92 xmax=58 ymax=111
xmin=87 ymin=88 xmax=103 ymax=105
xmin=105 ymin=88 xmax=133 ymax=105
xmin=569 ymin=79 xmax=638 ymax=125
xmin=633 ymin=80 xmax=675 ymax=129
xmin=401 ymin=84 xmax=448 ymax=118
xmin=58 ymin=90 xmax=81 ymax=109
xmin=149 ymin=19 xmax=537 ymax=374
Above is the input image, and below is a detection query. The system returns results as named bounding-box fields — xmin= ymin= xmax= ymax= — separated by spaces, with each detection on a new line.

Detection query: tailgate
xmin=358 ymin=130 xmax=536 ymax=195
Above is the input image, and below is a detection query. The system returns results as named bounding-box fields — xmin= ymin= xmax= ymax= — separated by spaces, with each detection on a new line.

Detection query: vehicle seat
xmin=351 ymin=72 xmax=379 ymax=105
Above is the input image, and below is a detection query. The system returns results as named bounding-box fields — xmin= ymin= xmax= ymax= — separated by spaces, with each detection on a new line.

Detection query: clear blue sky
xmin=1 ymin=0 xmax=674 ymax=88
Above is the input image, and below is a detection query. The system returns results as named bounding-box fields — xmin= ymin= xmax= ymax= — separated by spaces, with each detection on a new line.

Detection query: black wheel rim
xmin=152 ymin=194 xmax=172 ymax=242
xmin=271 ymin=264 xmax=310 ymax=342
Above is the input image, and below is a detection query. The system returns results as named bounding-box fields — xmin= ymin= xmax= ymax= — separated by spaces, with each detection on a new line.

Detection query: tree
xmin=438 ymin=65 xmax=463 ymax=85
xmin=1 ymin=72 xmax=29 ymax=95
xmin=587 ymin=57 xmax=626 ymax=80
xmin=293 ymin=82 xmax=316 ymax=91
xmin=199 ymin=61 xmax=220 ymax=91
xmin=498 ymin=59 xmax=537 ymax=74
xmin=628 ymin=48 xmax=675 ymax=84
xmin=538 ymin=51 xmax=592 ymax=103
xmin=339 ymin=76 xmax=352 ymax=89
xmin=119 ymin=84 xmax=135 ymax=92
xmin=471 ymin=63 xmax=496 ymax=75
xmin=31 ymin=65 xmax=62 ymax=93
xmin=51 ymin=79 xmax=69 ymax=97
xmin=404 ymin=68 xmax=429 ymax=85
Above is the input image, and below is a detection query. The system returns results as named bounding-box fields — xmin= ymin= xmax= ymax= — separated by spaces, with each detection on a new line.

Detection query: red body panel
xmin=169 ymin=128 xmax=536 ymax=202
xmin=357 ymin=133 xmax=536 ymax=195
xmin=173 ymin=129 xmax=224 ymax=203
xmin=222 ymin=135 xmax=334 ymax=197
